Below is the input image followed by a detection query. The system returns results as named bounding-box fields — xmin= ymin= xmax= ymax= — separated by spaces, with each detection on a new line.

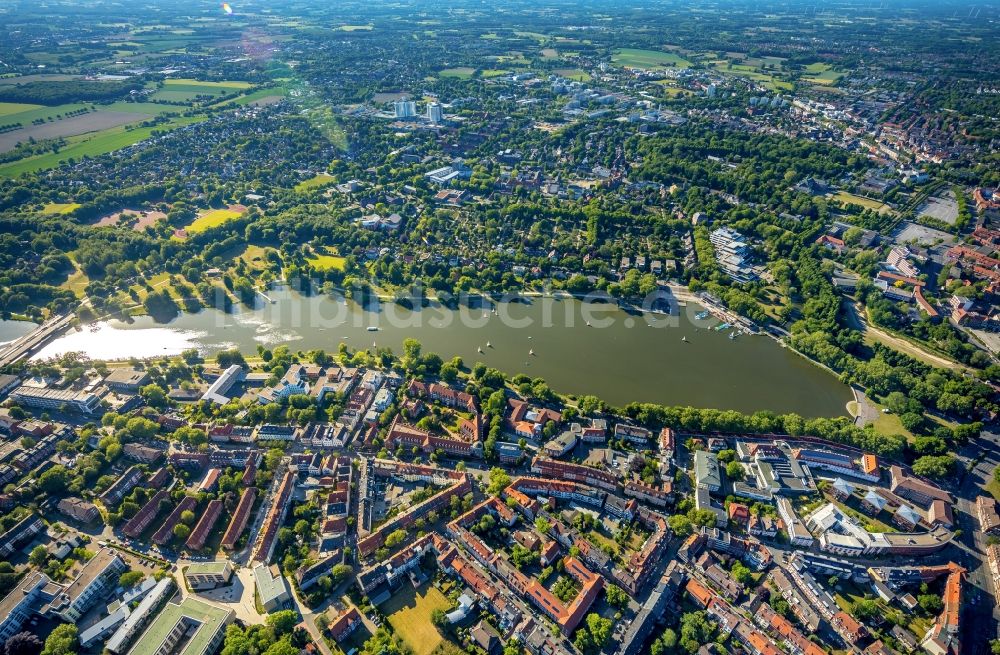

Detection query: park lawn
xmin=439 ymin=67 xmax=476 ymax=79
xmin=612 ymin=48 xmax=692 ymax=69
xmin=554 ymin=68 xmax=591 ymax=82
xmin=831 ymin=191 xmax=895 ymax=214
xmin=294 ymin=173 xmax=336 ymax=192
xmin=62 ymin=266 xmax=90 ymax=297
xmin=339 ymin=24 xmax=374 ymax=31
xmin=185 ymin=208 xmax=244 ymax=233
xmin=42 ymin=202 xmax=81 ymax=215
xmin=308 ymin=253 xmax=347 ymax=271
xmin=872 ymin=408 xmax=914 ymax=441
xmin=240 ymin=244 xmax=273 ymax=270
xmin=480 ymin=69 xmax=511 ymax=78
xmin=384 ymin=583 xmax=453 ymax=655
xmin=0 ymin=102 xmax=42 ymax=117
xmin=540 ymin=48 xmax=558 ymax=58
xmin=0 ymin=115 xmax=206 ymax=177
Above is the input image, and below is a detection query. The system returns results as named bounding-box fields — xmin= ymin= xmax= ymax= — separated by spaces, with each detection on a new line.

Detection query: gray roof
xmin=694 ymin=451 xmax=721 ymax=489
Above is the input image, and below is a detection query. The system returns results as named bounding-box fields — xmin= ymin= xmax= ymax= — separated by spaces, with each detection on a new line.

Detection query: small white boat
xmin=682 ymin=336 xmax=688 ymax=342
xmin=586 ymin=321 xmax=591 ymax=327
xmin=529 ymin=349 xmax=535 ymax=356
xmin=528 ymin=336 xmax=533 ymax=339
xmin=486 ymin=341 xmax=492 ymax=348
xmin=478 ymin=346 xmax=484 ymax=353
xmin=366 ymin=326 xmax=378 ymax=332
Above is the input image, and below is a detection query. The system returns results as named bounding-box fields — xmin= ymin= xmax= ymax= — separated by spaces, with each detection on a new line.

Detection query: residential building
xmin=124 ymin=596 xmax=234 ymax=655
xmin=0 ymin=571 xmax=53 ymax=641
xmin=106 ymin=578 xmax=175 ymax=654
xmin=185 ymin=562 xmax=233 ymax=590
xmin=777 ymin=498 xmax=814 ymax=547
xmin=58 ymin=497 xmax=100 ymax=523
xmin=253 ymin=563 xmax=291 ymax=612
xmin=100 ymin=465 xmax=145 ymax=506
xmin=0 ymin=513 xmax=45 ymax=557
xmin=695 ymin=451 xmax=722 ymax=492
xmin=45 ymin=547 xmax=128 ymax=622
xmin=977 ymin=496 xmax=1000 ymax=535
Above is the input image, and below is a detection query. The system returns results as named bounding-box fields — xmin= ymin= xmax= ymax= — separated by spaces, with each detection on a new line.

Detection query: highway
xmin=0 ymin=313 xmax=73 ymax=367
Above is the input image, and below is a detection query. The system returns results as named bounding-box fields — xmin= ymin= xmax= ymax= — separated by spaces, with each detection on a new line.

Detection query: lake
xmin=31 ymin=288 xmax=850 ymax=416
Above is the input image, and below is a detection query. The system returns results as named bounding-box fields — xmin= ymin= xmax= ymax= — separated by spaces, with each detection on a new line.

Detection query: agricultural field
xmin=294 ymin=173 xmax=336 ymax=192
xmin=383 ymin=583 xmax=455 ymax=655
xmin=0 ymin=110 xmax=152 ymax=153
xmin=0 ymin=114 xmax=205 ymax=177
xmin=150 ymin=78 xmax=252 ymax=103
xmin=612 ymin=48 xmax=692 ymax=69
xmin=0 ymin=101 xmax=42 ymax=116
xmin=183 ymin=206 xmax=246 ymax=234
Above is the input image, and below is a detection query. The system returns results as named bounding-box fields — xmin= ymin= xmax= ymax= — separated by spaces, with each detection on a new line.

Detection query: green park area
xmin=294 ymin=173 xmax=336 ymax=193
xmin=612 ymin=48 xmax=692 ymax=69
xmin=439 ymin=67 xmax=477 ymax=79
xmin=184 ymin=207 xmax=244 ymax=233
xmin=308 ymin=252 xmax=347 ymax=271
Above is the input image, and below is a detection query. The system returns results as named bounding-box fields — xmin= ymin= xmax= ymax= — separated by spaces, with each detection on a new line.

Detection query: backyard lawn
xmin=383 ymin=583 xmax=454 ymax=655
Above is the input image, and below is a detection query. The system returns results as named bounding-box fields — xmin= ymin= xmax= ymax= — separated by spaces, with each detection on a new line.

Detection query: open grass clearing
xmin=612 ymin=48 xmax=692 ymax=69
xmin=240 ymin=245 xmax=274 ymax=271
xmin=554 ymin=68 xmax=591 ymax=82
xmin=383 ymin=583 xmax=453 ymax=655
xmin=439 ymin=67 xmax=476 ymax=79
xmin=162 ymin=78 xmax=252 ymax=89
xmin=42 ymin=202 xmax=81 ymax=215
xmin=339 ymin=24 xmax=374 ymax=31
xmin=831 ymin=191 xmax=896 ymax=214
xmin=480 ymin=69 xmax=511 ymax=78
xmin=294 ymin=173 xmax=336 ymax=193
xmin=184 ymin=206 xmax=245 ymax=234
